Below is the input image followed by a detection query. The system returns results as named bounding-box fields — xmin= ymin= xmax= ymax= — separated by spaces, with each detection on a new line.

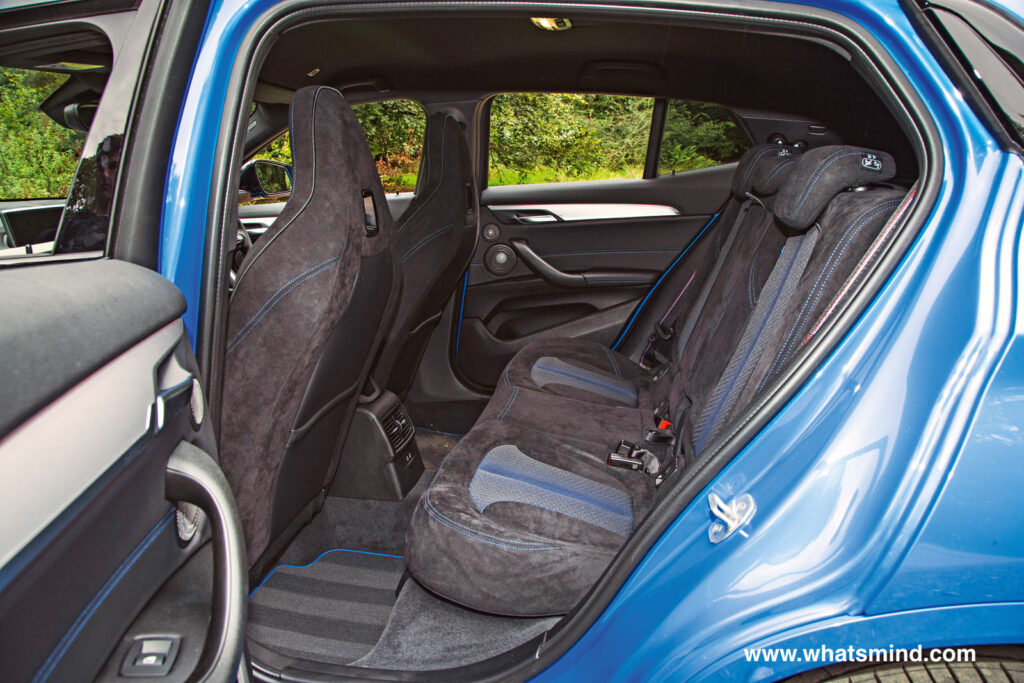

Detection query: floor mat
xmin=248 ymin=549 xmax=405 ymax=666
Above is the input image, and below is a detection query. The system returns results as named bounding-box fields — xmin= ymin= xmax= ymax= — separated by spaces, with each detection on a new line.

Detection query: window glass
xmin=657 ymin=99 xmax=750 ymax=175
xmin=245 ymin=98 xmax=426 ymax=200
xmin=928 ymin=2 xmax=1024 ymax=146
xmin=0 ymin=68 xmax=86 ymax=200
xmin=488 ymin=93 xmax=653 ymax=185
xmin=0 ymin=32 xmax=123 ymax=258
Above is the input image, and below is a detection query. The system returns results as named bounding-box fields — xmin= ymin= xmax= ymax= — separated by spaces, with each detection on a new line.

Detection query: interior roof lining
xmin=252 ymin=11 xmax=916 ymax=174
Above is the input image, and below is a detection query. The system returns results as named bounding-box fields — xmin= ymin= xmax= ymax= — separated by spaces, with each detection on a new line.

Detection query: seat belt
xmin=640 ymin=199 xmax=754 ymax=372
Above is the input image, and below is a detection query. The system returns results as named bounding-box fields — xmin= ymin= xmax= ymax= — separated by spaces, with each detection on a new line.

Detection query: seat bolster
xmin=502 ymin=337 xmax=647 ymax=407
xmin=479 ymin=384 xmax=648 ymax=448
xmin=406 ymin=421 xmax=653 ymax=616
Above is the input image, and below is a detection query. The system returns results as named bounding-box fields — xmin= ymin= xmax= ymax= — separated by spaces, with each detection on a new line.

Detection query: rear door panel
xmin=0 ymin=260 xmax=232 ymax=681
xmin=455 ymin=165 xmax=733 ymax=388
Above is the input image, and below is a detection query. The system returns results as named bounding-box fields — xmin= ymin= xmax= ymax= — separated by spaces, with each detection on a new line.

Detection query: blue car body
xmin=154 ymin=0 xmax=1024 ymax=679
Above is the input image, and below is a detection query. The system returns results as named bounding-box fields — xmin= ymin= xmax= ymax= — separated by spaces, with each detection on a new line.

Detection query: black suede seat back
xmin=616 ymin=143 xmax=801 ymax=362
xmin=220 ymin=86 xmax=400 ymax=568
xmin=372 ymin=112 xmax=479 ymax=396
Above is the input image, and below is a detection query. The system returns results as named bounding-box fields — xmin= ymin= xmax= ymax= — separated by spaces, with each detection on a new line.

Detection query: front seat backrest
xmin=220 ymin=86 xmax=400 ymax=569
xmin=371 ymin=111 xmax=479 ymax=395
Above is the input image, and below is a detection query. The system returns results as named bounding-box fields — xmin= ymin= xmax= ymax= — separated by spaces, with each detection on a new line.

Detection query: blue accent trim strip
xmin=455 ymin=271 xmax=468 ymax=356
xmin=33 ymin=509 xmax=176 ymax=683
xmin=611 ymin=212 xmax=720 ymax=350
xmin=249 ymin=547 xmax=404 ymax=598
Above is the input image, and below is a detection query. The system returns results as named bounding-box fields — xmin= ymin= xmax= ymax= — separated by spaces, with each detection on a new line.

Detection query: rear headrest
xmin=731 ymin=144 xmax=802 ymax=198
xmin=774 ymin=145 xmax=896 ymax=231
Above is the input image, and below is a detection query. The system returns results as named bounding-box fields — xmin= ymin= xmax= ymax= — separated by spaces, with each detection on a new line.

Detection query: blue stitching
xmin=757 ymin=200 xmax=900 ymax=393
xmin=748 ymin=259 xmax=759 ymax=310
xmin=502 ymin=365 xmax=511 ymax=386
xmin=473 ymin=456 xmax=633 ymax=530
xmin=33 ymin=510 xmax=175 ymax=683
xmin=423 ymin=491 xmax=558 ymax=550
xmin=231 ymin=256 xmax=340 ymax=347
xmin=534 ymin=362 xmax=637 ymax=401
xmin=424 ymin=506 xmax=560 ymax=551
xmin=736 ymin=146 xmax=781 ymax=194
xmin=696 ymin=238 xmax=803 ymax=451
xmin=250 ymin=547 xmax=403 ymax=597
xmin=401 ymin=223 xmax=454 ymax=263
xmin=604 ymin=348 xmax=621 ymax=377
xmin=497 ymin=386 xmax=519 ymax=421
xmin=778 ymin=151 xmax=865 ymax=220
xmin=227 ymin=256 xmax=340 ymax=354
xmin=757 ymin=158 xmax=797 ymax=189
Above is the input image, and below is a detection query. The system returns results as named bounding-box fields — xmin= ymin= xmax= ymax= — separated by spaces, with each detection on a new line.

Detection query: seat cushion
xmin=477 ymin=383 xmax=649 ymax=447
xmin=501 ymin=337 xmax=649 ymax=409
xmin=405 ymin=420 xmax=654 ymax=616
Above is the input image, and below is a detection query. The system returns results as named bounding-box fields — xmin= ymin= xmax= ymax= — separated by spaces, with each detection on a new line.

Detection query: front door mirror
xmin=239 ymin=159 xmax=292 ymax=202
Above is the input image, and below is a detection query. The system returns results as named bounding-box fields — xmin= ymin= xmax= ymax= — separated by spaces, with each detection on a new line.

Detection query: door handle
xmin=510 ymin=239 xmax=657 ymax=289
xmin=165 ymin=441 xmax=248 ymax=682
xmin=510 ymin=239 xmax=586 ymax=287
xmin=509 ymin=208 xmax=562 ymax=224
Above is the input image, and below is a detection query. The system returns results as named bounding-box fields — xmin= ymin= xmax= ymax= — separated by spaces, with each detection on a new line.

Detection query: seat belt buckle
xmin=608 ymin=440 xmax=644 ymax=470
xmin=608 ymin=451 xmax=644 ymax=471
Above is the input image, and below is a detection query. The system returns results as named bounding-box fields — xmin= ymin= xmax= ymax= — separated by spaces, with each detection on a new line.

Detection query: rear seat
xmin=406 ymin=145 xmax=909 ymax=617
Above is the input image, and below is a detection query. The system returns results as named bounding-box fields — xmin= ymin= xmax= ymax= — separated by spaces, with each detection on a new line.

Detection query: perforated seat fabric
xmin=220 ymin=86 xmax=400 ymax=568
xmin=405 ymin=420 xmax=654 ymax=616
xmin=407 ymin=146 xmax=907 ymax=617
xmin=372 ymin=112 xmax=479 ymax=396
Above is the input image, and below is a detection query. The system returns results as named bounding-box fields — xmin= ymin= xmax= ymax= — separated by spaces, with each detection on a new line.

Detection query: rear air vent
xmin=381 ymin=404 xmax=414 ymax=452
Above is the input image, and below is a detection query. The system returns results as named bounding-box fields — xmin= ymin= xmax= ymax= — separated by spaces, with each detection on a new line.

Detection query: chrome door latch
xmin=708 ymin=492 xmax=756 ymax=543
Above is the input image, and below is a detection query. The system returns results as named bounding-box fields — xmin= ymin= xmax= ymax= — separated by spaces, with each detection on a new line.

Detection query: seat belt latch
xmin=608 ymin=440 xmax=645 ymax=471
xmin=649 ymin=322 xmax=673 ymax=342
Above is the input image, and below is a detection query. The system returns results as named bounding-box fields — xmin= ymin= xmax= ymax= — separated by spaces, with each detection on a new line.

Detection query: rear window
xmin=488 ymin=92 xmax=654 ymax=185
xmin=486 ymin=93 xmax=750 ymax=186
xmin=657 ymin=99 xmax=750 ymax=175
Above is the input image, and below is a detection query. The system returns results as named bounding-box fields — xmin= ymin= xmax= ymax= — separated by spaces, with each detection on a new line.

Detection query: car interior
xmin=0 ymin=5 xmax=930 ymax=681
xmin=185 ymin=10 xmax=925 ymax=678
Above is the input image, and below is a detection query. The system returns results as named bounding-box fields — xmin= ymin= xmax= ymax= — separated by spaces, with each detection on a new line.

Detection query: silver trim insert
xmin=488 ymin=203 xmax=680 ymax=222
xmin=0 ymin=320 xmax=184 ymax=569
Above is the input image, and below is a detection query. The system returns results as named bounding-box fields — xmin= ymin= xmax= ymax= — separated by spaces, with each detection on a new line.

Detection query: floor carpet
xmin=414 ymin=427 xmax=462 ymax=469
xmin=353 ymin=579 xmax=559 ymax=671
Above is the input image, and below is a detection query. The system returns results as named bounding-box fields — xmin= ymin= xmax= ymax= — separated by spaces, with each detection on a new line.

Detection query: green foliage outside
xmin=488 ymin=93 xmax=749 ymax=186
xmin=250 ymin=93 xmax=749 ymax=196
xmin=0 ymin=68 xmax=85 ymax=200
xmin=253 ymin=99 xmax=426 ymax=194
xmin=657 ymin=99 xmax=749 ymax=175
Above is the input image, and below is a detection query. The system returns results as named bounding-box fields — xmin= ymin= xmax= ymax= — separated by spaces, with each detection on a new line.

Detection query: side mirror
xmin=62 ymin=103 xmax=98 ymax=132
xmin=239 ymin=159 xmax=292 ymax=201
